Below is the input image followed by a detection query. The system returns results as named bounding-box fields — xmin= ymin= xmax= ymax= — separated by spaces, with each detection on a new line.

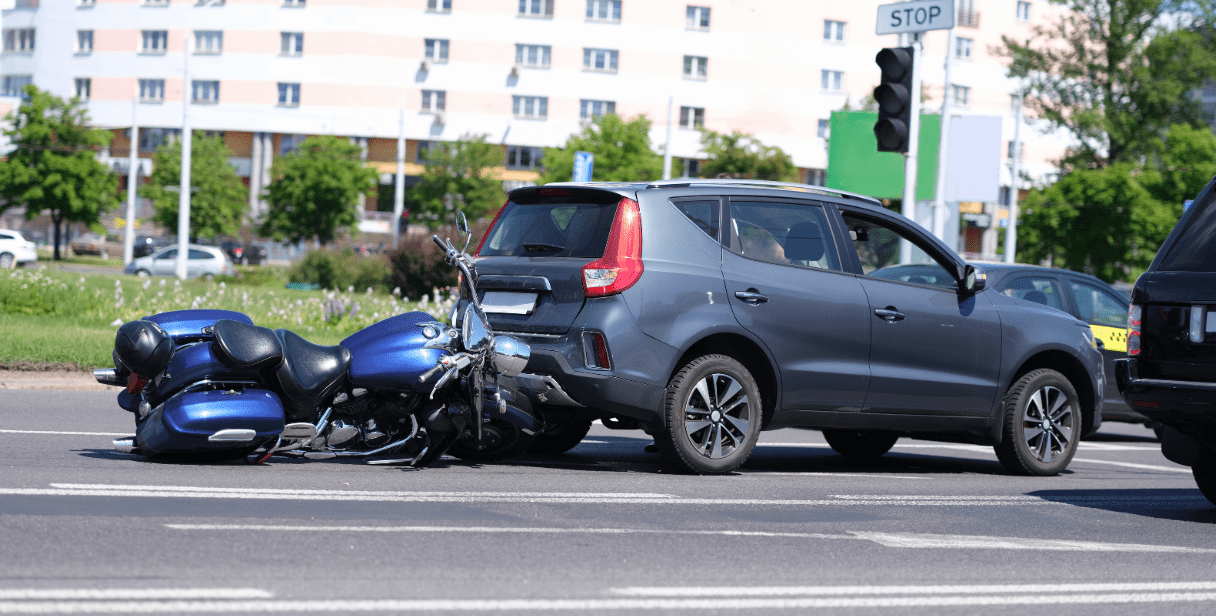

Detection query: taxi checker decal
xmin=1091 ymin=324 xmax=1127 ymax=354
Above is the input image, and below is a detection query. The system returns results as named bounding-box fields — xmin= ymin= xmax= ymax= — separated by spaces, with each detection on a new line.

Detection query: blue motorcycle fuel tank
xmin=136 ymin=388 xmax=284 ymax=455
xmin=342 ymin=312 xmax=450 ymax=392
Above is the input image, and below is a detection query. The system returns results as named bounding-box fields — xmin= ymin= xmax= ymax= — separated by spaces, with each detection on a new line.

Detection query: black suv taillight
xmin=1127 ymin=304 xmax=1141 ymax=355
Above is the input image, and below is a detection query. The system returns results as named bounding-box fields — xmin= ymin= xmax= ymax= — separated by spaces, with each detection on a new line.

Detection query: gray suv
xmin=478 ymin=180 xmax=1104 ymax=475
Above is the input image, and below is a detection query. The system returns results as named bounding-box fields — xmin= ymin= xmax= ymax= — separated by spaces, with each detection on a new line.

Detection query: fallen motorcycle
xmin=94 ymin=218 xmax=539 ymax=466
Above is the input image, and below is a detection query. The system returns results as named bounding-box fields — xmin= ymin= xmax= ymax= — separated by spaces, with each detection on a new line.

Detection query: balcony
xmin=958 ymin=9 xmax=980 ymax=28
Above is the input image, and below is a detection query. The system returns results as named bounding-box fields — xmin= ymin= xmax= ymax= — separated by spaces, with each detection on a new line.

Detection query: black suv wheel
xmin=823 ymin=430 xmax=899 ymax=460
xmin=1194 ymin=460 xmax=1216 ymax=507
xmin=526 ymin=419 xmax=593 ymax=455
xmin=655 ymin=355 xmax=761 ymax=475
xmin=994 ymin=369 xmax=1080 ymax=476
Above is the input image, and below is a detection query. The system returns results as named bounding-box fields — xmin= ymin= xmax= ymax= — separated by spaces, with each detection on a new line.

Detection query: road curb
xmin=0 ymin=370 xmax=112 ymax=391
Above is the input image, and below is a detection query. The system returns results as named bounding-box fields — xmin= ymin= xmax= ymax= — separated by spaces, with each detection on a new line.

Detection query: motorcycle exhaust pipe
xmin=113 ymin=437 xmax=139 ymax=454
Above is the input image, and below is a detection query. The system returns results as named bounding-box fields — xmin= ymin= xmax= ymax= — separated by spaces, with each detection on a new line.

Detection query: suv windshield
xmin=1159 ymin=192 xmax=1216 ymax=272
xmin=479 ymin=200 xmax=617 ymax=258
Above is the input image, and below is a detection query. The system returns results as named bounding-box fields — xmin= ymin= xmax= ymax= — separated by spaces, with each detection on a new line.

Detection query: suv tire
xmin=655 ymin=354 xmax=761 ymax=475
xmin=823 ymin=430 xmax=899 ymax=460
xmin=1194 ymin=460 xmax=1216 ymax=507
xmin=526 ymin=419 xmax=593 ymax=455
xmin=994 ymin=368 xmax=1080 ymax=476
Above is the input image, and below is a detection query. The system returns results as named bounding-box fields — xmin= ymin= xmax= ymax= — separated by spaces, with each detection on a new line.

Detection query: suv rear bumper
xmin=1114 ymin=358 xmax=1216 ymax=427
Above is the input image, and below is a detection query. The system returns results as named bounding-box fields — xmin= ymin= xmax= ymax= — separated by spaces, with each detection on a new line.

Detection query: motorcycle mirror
xmin=462 ymin=303 xmax=491 ymax=352
xmin=456 ymin=212 xmax=472 ymax=253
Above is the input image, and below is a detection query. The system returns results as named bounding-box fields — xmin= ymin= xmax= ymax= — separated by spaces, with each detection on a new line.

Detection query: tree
xmin=260 ymin=136 xmax=377 ymax=246
xmin=699 ymin=130 xmax=799 ymax=181
xmin=140 ymin=133 xmax=247 ymax=241
xmin=1018 ymin=163 xmax=1176 ymax=281
xmin=1140 ymin=123 xmax=1216 ymax=207
xmin=1000 ymin=0 xmax=1216 ymax=170
xmin=407 ymin=133 xmax=505 ymax=228
xmin=539 ymin=114 xmax=662 ymax=183
xmin=0 ymin=86 xmax=118 ymax=260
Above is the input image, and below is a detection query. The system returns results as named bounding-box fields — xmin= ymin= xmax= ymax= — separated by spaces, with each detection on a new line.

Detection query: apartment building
xmin=1 ymin=0 xmax=1063 ymax=244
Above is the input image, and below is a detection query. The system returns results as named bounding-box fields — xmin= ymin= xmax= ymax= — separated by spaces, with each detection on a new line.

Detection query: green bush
xmin=289 ymin=248 xmax=393 ymax=292
xmin=388 ymin=221 xmax=489 ymax=300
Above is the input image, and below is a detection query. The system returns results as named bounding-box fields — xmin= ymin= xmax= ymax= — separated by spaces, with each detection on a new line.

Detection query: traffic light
xmin=873 ymin=47 xmax=914 ymax=153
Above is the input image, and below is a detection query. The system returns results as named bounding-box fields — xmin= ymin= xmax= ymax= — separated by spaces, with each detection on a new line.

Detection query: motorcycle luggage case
xmin=144 ymin=309 xmax=253 ymax=344
xmin=136 ymin=388 xmax=284 ymax=455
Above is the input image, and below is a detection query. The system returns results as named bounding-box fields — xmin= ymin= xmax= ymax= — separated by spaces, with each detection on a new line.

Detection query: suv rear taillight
xmin=582 ymin=197 xmax=642 ymax=297
xmin=1190 ymin=305 xmax=1209 ymax=344
xmin=474 ymin=200 xmax=509 ymax=256
xmin=1127 ymin=304 xmax=1141 ymax=355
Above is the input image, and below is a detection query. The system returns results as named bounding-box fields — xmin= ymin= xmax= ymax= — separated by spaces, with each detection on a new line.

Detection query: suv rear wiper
xmin=523 ymin=243 xmax=565 ymax=253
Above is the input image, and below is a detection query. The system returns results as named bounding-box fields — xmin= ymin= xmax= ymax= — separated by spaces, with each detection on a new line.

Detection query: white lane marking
xmin=0 ymin=430 xmax=131 ymax=437
xmin=756 ymin=442 xmax=830 ymax=448
xmin=0 ymin=590 xmax=271 ymax=600
xmin=4 ymin=593 xmax=1216 ymax=612
xmin=48 ymin=484 xmax=676 ymax=499
xmin=745 ymin=472 xmax=929 ymax=480
xmin=165 ymin=524 xmax=1211 ymax=554
xmin=1077 ymin=443 xmax=1161 ymax=452
xmin=614 ymin=581 xmax=1216 ymax=597
xmin=579 ymin=440 xmax=610 ymax=444
xmin=1071 ymin=458 xmax=1192 ymax=473
xmin=850 ymin=531 xmax=1215 ymax=553
xmin=165 ymin=524 xmax=853 ymax=540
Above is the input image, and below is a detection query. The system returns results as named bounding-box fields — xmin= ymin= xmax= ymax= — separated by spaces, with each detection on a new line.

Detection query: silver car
xmin=124 ymin=244 xmax=236 ymax=279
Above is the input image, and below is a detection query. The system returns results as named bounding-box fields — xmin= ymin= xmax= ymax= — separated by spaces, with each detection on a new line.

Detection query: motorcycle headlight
xmin=490 ymin=335 xmax=530 ymax=378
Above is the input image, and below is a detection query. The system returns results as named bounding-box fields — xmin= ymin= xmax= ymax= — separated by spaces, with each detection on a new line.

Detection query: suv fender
xmin=664 ymin=328 xmax=782 ymax=431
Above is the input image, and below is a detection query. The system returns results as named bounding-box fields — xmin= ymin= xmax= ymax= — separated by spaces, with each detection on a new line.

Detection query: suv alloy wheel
xmin=994 ymin=369 xmax=1080 ymax=475
xmin=655 ymin=354 xmax=761 ymax=474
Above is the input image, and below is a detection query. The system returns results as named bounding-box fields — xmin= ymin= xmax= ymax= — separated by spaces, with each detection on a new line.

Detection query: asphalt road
xmin=2 ymin=389 xmax=1215 ymax=615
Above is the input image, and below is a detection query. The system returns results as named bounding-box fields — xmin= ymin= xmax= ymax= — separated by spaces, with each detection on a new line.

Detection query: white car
xmin=0 ymin=230 xmax=38 ymax=269
xmin=124 ymin=244 xmax=236 ymax=279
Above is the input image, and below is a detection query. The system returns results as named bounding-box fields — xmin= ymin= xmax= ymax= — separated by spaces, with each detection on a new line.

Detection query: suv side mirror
xmin=962 ymin=264 xmax=987 ymax=294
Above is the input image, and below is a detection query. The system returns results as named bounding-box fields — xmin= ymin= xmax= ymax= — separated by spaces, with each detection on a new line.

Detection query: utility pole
xmin=176 ymin=0 xmax=220 ymax=279
xmin=662 ymin=96 xmax=674 ymax=180
xmin=931 ymin=28 xmax=955 ymax=242
xmin=1004 ymin=89 xmax=1024 ymax=264
xmin=899 ymin=34 xmax=924 ymax=265
xmin=392 ymin=108 xmax=406 ymax=248
xmin=124 ymin=92 xmax=139 ymax=266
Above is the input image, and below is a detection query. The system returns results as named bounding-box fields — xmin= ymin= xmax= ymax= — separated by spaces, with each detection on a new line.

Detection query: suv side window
xmin=726 ymin=200 xmax=840 ymax=271
xmin=671 ymin=198 xmax=720 ymax=242
xmin=841 ymin=212 xmax=956 ymax=288
xmin=997 ymin=275 xmax=1066 ymax=311
xmin=1068 ymin=279 xmax=1127 ymax=327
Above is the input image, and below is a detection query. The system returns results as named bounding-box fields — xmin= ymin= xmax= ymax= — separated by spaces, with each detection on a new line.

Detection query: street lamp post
xmin=175 ymin=0 xmax=221 ymax=279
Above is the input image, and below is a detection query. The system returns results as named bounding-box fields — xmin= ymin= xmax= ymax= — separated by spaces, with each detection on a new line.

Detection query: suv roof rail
xmin=643 ymin=179 xmax=883 ymax=206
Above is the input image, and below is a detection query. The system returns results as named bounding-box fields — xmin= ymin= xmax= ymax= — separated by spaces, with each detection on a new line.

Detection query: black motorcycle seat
xmin=273 ymin=329 xmax=351 ymax=419
xmin=212 ymin=319 xmax=283 ymax=371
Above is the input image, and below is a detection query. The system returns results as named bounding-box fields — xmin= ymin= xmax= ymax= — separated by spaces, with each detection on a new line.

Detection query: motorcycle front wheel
xmin=446 ymin=417 xmax=535 ymax=462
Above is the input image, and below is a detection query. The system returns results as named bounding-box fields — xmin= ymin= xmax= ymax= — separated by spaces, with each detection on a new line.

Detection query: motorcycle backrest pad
xmin=115 ymin=320 xmax=174 ymax=378
xmin=212 ymin=319 xmax=284 ymax=371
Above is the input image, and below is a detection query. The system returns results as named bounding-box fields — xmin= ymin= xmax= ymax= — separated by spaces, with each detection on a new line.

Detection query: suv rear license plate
xmin=481 ymin=291 xmax=537 ymax=315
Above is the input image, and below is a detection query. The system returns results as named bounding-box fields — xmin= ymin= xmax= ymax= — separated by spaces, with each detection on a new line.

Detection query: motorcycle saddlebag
xmin=136 ymin=388 xmax=284 ymax=455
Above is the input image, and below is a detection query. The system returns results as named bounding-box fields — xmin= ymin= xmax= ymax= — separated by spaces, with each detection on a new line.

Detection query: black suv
xmin=477 ymin=180 xmax=1104 ymax=475
xmin=1115 ymin=178 xmax=1216 ymax=505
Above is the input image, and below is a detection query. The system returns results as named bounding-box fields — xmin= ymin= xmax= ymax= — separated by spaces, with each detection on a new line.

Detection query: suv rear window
xmin=1159 ymin=193 xmax=1216 ymax=272
xmin=479 ymin=200 xmax=617 ymax=258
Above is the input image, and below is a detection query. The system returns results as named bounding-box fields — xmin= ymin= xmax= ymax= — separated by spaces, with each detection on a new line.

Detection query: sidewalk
xmin=0 ymin=370 xmax=112 ymax=391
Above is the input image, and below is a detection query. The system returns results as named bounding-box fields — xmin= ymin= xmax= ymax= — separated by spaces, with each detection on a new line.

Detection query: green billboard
xmin=827 ymin=111 xmax=940 ymax=202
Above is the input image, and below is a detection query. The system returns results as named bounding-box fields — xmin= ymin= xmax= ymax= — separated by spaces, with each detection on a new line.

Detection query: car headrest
xmin=784 ymin=222 xmax=826 ymax=262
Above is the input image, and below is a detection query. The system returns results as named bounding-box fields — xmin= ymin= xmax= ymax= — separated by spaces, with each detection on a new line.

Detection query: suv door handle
xmin=874 ymin=308 xmax=905 ymax=322
xmin=734 ymin=290 xmax=769 ymax=305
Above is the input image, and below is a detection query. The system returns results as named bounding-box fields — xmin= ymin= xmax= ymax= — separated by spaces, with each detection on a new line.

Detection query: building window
xmin=679 ymin=106 xmax=704 ymax=129
xmin=424 ymin=38 xmax=449 ymax=62
xmin=1016 ymin=1 xmax=1030 ymax=21
xmin=806 ymin=169 xmax=826 ymax=186
xmin=506 ymin=145 xmax=544 ymax=170
xmin=583 ymin=48 xmax=618 ymax=72
xmin=283 ymin=0 xmax=305 ymax=6
xmin=686 ymin=5 xmax=710 ymax=30
xmin=951 ymin=84 xmax=971 ymax=107
xmin=823 ymin=20 xmax=845 ymax=43
xmin=817 ymin=119 xmax=829 ymax=138
xmin=78 ymin=0 xmax=97 ymax=6
xmin=143 ymin=0 xmax=170 ymax=6
xmin=139 ymin=79 xmax=165 ymax=102
xmin=4 ymin=29 xmax=36 ymax=53
xmin=141 ymin=30 xmax=168 ymax=54
xmin=2 ymin=75 xmax=32 ymax=98
xmin=513 ymin=95 xmax=548 ymax=120
xmin=75 ymin=78 xmax=91 ymax=100
xmin=821 ymin=70 xmax=842 ymax=92
xmin=586 ymin=0 xmax=620 ymax=22
xmin=195 ymin=30 xmax=222 ymax=54
xmin=138 ymin=127 xmax=179 ymax=151
xmin=280 ymin=32 xmax=303 ymax=56
xmin=192 ymin=80 xmax=219 ymax=104
xmin=427 ymin=0 xmax=451 ymax=12
xmin=515 ymin=44 xmax=551 ymax=68
xmin=683 ymin=55 xmax=707 ymax=80
xmin=416 ymin=140 xmax=433 ymax=163
xmin=955 ymin=37 xmax=973 ymax=59
xmin=580 ymin=99 xmax=616 ymax=120
xmin=278 ymin=82 xmax=300 ymax=106
xmin=681 ymin=158 xmax=701 ymax=178
xmin=518 ymin=0 xmax=553 ymax=18
xmin=76 ymin=30 xmax=93 ymax=53
xmin=421 ymin=89 xmax=445 ymax=112
xmin=280 ymin=133 xmax=306 ymax=155
xmin=1007 ymin=141 xmax=1023 ymax=160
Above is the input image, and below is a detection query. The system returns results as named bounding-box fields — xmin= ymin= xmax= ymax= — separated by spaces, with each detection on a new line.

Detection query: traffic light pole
xmin=899 ymin=34 xmax=924 ymax=265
